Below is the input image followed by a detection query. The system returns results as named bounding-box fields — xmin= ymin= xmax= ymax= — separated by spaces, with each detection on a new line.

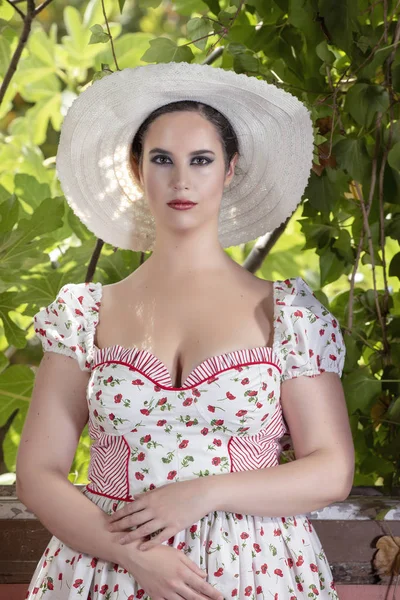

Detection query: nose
xmin=171 ymin=163 xmax=190 ymax=190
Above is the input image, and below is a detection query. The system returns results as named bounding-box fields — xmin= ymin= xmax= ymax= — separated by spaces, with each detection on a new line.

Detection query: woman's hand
xmin=107 ymin=477 xmax=213 ymax=550
xmin=119 ymin=541 xmax=224 ymax=600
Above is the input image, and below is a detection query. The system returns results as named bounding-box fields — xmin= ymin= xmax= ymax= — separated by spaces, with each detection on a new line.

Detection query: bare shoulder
xmin=239 ymin=267 xmax=274 ymax=298
xmin=99 ymin=270 xmax=143 ymax=307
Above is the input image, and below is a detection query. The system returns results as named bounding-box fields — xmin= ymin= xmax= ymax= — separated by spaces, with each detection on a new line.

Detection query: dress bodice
xmin=33 ymin=276 xmax=345 ymax=501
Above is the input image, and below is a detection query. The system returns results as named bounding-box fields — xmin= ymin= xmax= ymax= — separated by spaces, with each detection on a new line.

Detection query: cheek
xmin=144 ymin=172 xmax=166 ymax=199
xmin=197 ymin=168 xmax=225 ymax=190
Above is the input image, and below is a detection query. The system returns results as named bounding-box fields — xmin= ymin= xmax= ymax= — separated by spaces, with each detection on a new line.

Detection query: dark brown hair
xmin=130 ymin=100 xmax=240 ymax=178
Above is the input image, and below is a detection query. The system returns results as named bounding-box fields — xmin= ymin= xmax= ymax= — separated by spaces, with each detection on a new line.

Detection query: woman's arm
xmin=17 ymin=469 xmax=128 ymax=566
xmin=204 ymin=372 xmax=355 ymax=516
xmin=16 ymin=352 xmax=130 ymax=567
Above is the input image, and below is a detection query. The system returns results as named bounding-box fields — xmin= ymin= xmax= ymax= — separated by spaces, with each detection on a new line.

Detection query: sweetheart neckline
xmin=93 ymin=342 xmax=280 ymax=390
xmin=91 ymin=279 xmax=281 ymax=389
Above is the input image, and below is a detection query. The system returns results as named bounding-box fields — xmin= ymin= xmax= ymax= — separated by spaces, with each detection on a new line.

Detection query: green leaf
xmin=66 ymin=204 xmax=94 ymax=241
xmin=334 ymin=137 xmax=370 ymax=183
xmin=357 ymin=44 xmax=392 ymax=80
xmin=0 ymin=34 xmax=10 ymax=78
xmin=0 ymin=197 xmax=65 ymax=273
xmin=0 ymin=0 xmax=14 ymax=21
xmin=306 ymin=170 xmax=338 ymax=213
xmin=23 ymin=93 xmax=62 ymax=145
xmin=318 ymin=0 xmax=359 ymax=55
xmin=0 ymin=195 xmax=19 ymax=235
xmin=343 ymin=369 xmax=381 ymax=415
xmin=299 ymin=219 xmax=335 ymax=250
xmin=186 ymin=17 xmax=212 ymax=51
xmin=332 ymin=229 xmax=354 ymax=262
xmin=246 ymin=0 xmax=284 ymax=23
xmin=386 ymin=213 xmax=400 ymax=242
xmin=201 ymin=0 xmax=220 ymax=16
xmin=95 ymin=32 xmax=155 ymax=70
xmin=89 ymin=24 xmax=111 ymax=45
xmin=62 ymin=5 xmax=121 ymax=69
xmin=63 ymin=6 xmax=88 ymax=53
xmin=345 ymin=84 xmax=390 ymax=129
xmin=233 ymin=51 xmax=260 ymax=73
xmin=288 ymin=0 xmax=322 ymax=43
xmin=389 ymin=252 xmax=400 ymax=281
xmin=92 ymin=67 xmax=114 ymax=81
xmin=0 ymin=293 xmax=26 ymax=348
xmin=97 ymin=248 xmax=141 ymax=283
xmin=218 ymin=6 xmax=239 ymax=27
xmin=319 ymin=248 xmax=346 ymax=285
xmin=118 ymin=0 xmax=126 ymax=12
xmin=172 ymin=0 xmax=209 ymax=16
xmin=141 ymin=38 xmax=194 ymax=64
xmin=0 ymin=366 xmax=34 ymax=426
xmin=0 ymin=185 xmax=11 ymax=203
xmin=387 ymin=396 xmax=400 ymax=424
xmin=13 ymin=54 xmax=60 ymax=103
xmin=27 ymin=27 xmax=56 ymax=67
xmin=226 ymin=42 xmax=248 ymax=56
xmin=14 ymin=174 xmax=51 ymax=211
xmin=393 ymin=64 xmax=400 ymax=93
xmin=315 ymin=40 xmax=336 ymax=64
xmin=388 ymin=142 xmax=400 ymax=174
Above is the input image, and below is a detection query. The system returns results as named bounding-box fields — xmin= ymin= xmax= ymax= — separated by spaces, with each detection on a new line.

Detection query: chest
xmin=95 ymin=281 xmax=275 ymax=388
xmin=87 ymin=344 xmax=283 ymax=438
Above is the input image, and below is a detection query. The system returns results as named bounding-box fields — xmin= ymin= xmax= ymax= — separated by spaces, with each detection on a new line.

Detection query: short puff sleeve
xmin=274 ymin=276 xmax=346 ymax=382
xmin=33 ymin=281 xmax=102 ymax=371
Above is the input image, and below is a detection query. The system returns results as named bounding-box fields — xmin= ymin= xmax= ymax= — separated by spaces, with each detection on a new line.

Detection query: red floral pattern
xmin=26 ymin=277 xmax=345 ymax=599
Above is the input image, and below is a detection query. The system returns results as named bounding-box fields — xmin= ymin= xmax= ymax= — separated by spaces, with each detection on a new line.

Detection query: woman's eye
xmin=192 ymin=157 xmax=211 ymax=165
xmin=151 ymin=155 xmax=212 ymax=166
xmin=152 ymin=155 xmax=171 ymax=164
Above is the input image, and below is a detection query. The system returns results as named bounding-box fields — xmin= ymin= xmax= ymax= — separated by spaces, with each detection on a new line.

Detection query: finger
xmin=120 ymin=520 xmax=163 ymax=545
xmin=109 ymin=508 xmax=153 ymax=531
xmin=181 ymin=554 xmax=208 ymax=580
xmin=108 ymin=497 xmax=143 ymax=523
xmin=134 ymin=517 xmax=163 ymax=539
xmin=108 ymin=507 xmax=131 ymax=523
xmin=193 ymin=577 xmax=224 ymax=600
xmin=140 ymin=527 xmax=171 ymax=550
xmin=181 ymin=578 xmax=223 ymax=600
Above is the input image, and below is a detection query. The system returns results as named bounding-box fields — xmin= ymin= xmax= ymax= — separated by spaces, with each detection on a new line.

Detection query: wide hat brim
xmin=56 ymin=62 xmax=314 ymax=252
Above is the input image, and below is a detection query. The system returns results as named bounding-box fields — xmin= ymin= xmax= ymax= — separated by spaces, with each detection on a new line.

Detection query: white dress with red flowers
xmin=25 ymin=276 xmax=345 ymax=600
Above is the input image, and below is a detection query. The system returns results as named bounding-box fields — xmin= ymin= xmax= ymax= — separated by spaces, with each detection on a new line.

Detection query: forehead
xmin=144 ymin=111 xmax=220 ymax=145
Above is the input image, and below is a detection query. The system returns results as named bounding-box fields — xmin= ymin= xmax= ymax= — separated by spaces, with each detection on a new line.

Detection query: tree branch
xmin=85 ymin=239 xmax=105 ymax=284
xmin=353 ymin=181 xmax=387 ymax=349
xmin=0 ymin=0 xmax=35 ymax=107
xmin=242 ymin=219 xmax=289 ymax=274
xmin=34 ymin=0 xmax=55 ymax=16
xmin=4 ymin=0 xmax=25 ymax=19
xmin=101 ymin=0 xmax=120 ymax=71
xmin=206 ymin=0 xmax=245 ymax=56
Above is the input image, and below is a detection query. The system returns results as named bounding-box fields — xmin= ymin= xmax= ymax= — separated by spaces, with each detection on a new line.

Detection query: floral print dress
xmin=25 ymin=276 xmax=346 ymax=600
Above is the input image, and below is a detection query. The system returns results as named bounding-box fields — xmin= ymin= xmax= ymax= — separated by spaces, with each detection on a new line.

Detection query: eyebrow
xmin=149 ymin=147 xmax=216 ymax=156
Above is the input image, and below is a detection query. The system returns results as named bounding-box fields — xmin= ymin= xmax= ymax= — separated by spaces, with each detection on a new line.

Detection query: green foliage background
xmin=0 ymin=0 xmax=399 ymax=491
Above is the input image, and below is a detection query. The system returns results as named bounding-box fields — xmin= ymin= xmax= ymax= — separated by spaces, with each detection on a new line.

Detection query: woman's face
xmin=137 ymin=110 xmax=238 ymax=233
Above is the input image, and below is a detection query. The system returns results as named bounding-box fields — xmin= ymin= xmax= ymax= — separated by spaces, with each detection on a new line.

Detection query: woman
xmin=18 ymin=62 xmax=354 ymax=600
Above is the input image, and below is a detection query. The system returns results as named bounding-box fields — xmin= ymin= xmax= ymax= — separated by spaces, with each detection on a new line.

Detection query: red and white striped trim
xmin=228 ymin=405 xmax=287 ymax=471
xmin=86 ymin=429 xmax=132 ymax=501
xmin=92 ymin=344 xmax=282 ymax=390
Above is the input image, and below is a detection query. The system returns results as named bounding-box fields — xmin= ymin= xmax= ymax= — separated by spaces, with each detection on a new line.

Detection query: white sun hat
xmin=55 ymin=61 xmax=314 ymax=252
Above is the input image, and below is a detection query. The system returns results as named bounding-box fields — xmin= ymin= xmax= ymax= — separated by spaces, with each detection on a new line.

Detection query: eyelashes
xmin=151 ymin=155 xmax=213 ymax=166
